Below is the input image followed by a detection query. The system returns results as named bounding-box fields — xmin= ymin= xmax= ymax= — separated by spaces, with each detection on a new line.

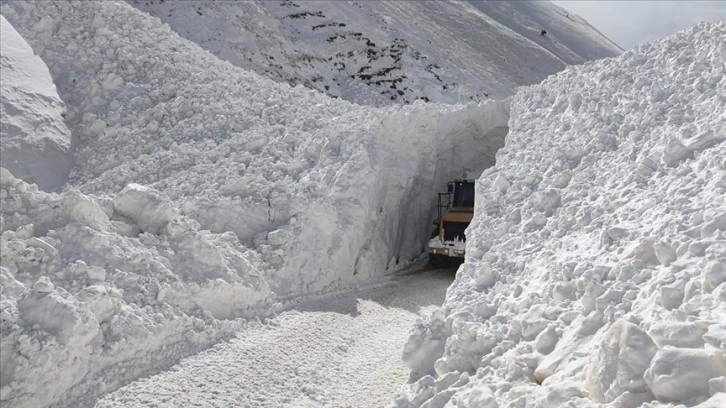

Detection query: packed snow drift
xmin=393 ymin=20 xmax=726 ymax=408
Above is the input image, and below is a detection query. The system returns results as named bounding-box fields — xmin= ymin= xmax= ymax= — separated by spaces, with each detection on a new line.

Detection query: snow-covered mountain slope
xmin=394 ymin=20 xmax=726 ymax=408
xmin=128 ymin=0 xmax=621 ymax=106
xmin=0 ymin=16 xmax=72 ymax=192
xmin=467 ymin=1 xmax=621 ymax=63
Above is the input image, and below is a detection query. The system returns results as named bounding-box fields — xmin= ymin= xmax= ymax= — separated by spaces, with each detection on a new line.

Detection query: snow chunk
xmin=402 ymin=310 xmax=448 ymax=377
xmin=17 ymin=286 xmax=100 ymax=347
xmin=644 ymin=348 xmax=726 ymax=404
xmin=649 ymin=321 xmax=709 ymax=348
xmin=112 ymin=184 xmax=179 ymax=235
xmin=585 ymin=320 xmax=657 ymax=402
xmin=449 ymin=382 xmax=498 ymax=408
xmin=704 ymin=261 xmax=726 ymax=293
xmin=692 ymin=393 xmax=726 ymax=408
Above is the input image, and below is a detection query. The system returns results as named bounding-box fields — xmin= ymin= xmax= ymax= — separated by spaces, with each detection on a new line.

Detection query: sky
xmin=555 ymin=0 xmax=726 ymax=49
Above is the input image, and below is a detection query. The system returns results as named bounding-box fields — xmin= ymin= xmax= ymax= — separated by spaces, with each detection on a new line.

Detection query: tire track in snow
xmin=95 ymin=269 xmax=454 ymax=408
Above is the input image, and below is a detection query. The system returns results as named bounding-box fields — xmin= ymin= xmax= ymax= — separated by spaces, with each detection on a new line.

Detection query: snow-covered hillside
xmin=128 ymin=0 xmax=621 ymax=106
xmin=394 ymin=21 xmax=726 ymax=408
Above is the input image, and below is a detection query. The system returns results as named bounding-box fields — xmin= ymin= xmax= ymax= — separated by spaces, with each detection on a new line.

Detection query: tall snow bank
xmin=0 ymin=2 xmax=511 ymax=406
xmin=0 ymin=167 xmax=271 ymax=407
xmin=0 ymin=15 xmax=72 ymax=192
xmin=393 ymin=21 xmax=726 ymax=408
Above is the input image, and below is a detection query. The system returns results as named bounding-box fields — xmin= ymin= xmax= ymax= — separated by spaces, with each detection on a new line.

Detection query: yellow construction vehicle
xmin=427 ymin=179 xmax=474 ymax=267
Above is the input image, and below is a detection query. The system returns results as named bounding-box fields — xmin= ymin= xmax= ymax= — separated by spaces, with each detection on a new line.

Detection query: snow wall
xmin=0 ymin=3 xmax=509 ymax=407
xmin=393 ymin=21 xmax=726 ymax=408
xmin=268 ymin=100 xmax=509 ymax=296
xmin=0 ymin=16 xmax=72 ymax=192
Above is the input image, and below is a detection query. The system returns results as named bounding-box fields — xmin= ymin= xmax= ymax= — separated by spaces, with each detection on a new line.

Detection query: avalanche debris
xmin=394 ymin=20 xmax=725 ymax=408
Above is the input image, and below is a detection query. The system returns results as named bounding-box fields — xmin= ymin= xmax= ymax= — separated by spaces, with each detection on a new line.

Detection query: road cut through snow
xmin=94 ymin=268 xmax=454 ymax=408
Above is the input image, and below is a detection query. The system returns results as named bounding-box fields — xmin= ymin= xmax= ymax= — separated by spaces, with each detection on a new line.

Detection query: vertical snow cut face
xmin=394 ymin=21 xmax=725 ymax=408
xmin=299 ymin=100 xmax=510 ymax=292
xmin=0 ymin=16 xmax=72 ymax=192
xmin=0 ymin=2 xmax=512 ymax=407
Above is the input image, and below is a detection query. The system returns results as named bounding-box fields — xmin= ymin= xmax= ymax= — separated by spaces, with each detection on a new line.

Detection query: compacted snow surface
xmin=94 ymin=269 xmax=452 ymax=408
xmin=393 ymin=21 xmax=726 ymax=408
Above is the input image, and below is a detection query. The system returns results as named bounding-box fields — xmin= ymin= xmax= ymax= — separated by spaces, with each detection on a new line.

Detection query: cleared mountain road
xmin=95 ymin=268 xmax=454 ymax=408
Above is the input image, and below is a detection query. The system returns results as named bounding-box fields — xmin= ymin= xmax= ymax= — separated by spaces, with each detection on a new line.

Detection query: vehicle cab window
xmin=452 ymin=182 xmax=474 ymax=207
